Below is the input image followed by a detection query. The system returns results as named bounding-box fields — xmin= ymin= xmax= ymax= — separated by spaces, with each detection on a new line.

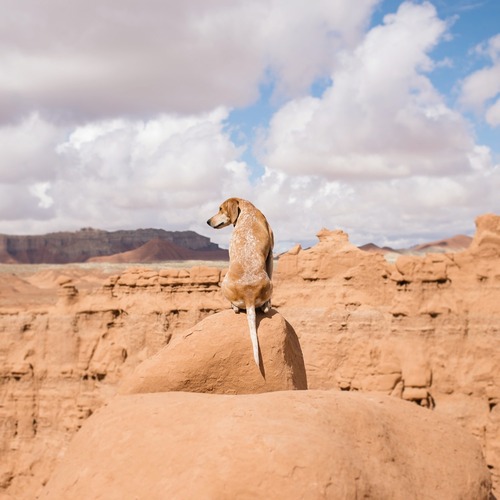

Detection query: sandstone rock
xmin=470 ymin=213 xmax=500 ymax=256
xmin=276 ymin=228 xmax=391 ymax=305
xmin=56 ymin=278 xmax=78 ymax=305
xmin=1 ymin=213 xmax=500 ymax=498
xmin=39 ymin=391 xmax=491 ymax=500
xmin=120 ymin=309 xmax=307 ymax=395
xmin=402 ymin=387 xmax=430 ymax=401
xmin=278 ymin=228 xmax=390 ymax=283
xmin=273 ymin=214 xmax=500 ymax=495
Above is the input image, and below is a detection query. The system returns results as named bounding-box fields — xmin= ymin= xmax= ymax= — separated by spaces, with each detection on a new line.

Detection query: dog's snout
xmin=207 ymin=212 xmax=230 ymax=230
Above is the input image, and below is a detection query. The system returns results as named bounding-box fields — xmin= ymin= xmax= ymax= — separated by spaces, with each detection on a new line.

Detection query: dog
xmin=207 ymin=198 xmax=274 ymax=368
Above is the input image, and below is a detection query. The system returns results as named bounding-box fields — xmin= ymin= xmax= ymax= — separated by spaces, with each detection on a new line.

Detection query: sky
xmin=0 ymin=0 xmax=499 ymax=252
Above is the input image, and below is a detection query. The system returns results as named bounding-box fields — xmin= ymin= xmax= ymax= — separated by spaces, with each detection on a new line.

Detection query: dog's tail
xmin=245 ymin=305 xmax=260 ymax=367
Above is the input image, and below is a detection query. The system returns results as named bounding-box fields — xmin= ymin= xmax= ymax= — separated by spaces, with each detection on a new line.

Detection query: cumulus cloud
xmin=0 ymin=0 xmax=497 ymax=252
xmin=0 ymin=113 xmax=66 ymax=183
xmin=485 ymin=99 xmax=500 ymax=126
xmin=0 ymin=183 xmax=56 ymax=222
xmin=459 ymin=34 xmax=500 ymax=126
xmin=0 ymin=0 xmax=381 ymax=243
xmin=261 ymin=2 xmax=475 ymax=179
xmin=250 ymin=155 xmax=499 ymax=253
xmin=0 ymin=0 xmax=378 ymax=122
xmin=248 ymin=1 xmax=499 ymax=250
xmin=0 ymin=110 xmax=252 ymax=235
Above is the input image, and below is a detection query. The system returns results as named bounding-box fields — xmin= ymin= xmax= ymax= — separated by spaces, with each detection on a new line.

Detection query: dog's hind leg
xmin=265 ymin=249 xmax=273 ymax=280
xmin=262 ymin=250 xmax=273 ymax=313
xmin=245 ymin=305 xmax=260 ymax=367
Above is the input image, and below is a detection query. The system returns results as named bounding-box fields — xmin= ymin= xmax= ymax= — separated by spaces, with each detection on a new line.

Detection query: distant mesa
xmin=358 ymin=242 xmax=397 ymax=253
xmin=88 ymin=238 xmax=228 ymax=263
xmin=409 ymin=234 xmax=473 ymax=253
xmin=0 ymin=227 xmax=473 ymax=265
xmin=0 ymin=228 xmax=228 ymax=264
xmin=360 ymin=234 xmax=472 ymax=257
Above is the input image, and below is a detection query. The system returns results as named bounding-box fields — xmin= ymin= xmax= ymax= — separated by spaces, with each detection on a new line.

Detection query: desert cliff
xmin=0 ymin=227 xmax=228 ymax=264
xmin=0 ymin=214 xmax=498 ymax=498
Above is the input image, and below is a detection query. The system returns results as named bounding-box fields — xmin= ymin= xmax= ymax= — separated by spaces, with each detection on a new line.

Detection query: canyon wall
xmin=0 ymin=214 xmax=498 ymax=498
xmin=0 ymin=227 xmax=226 ymax=264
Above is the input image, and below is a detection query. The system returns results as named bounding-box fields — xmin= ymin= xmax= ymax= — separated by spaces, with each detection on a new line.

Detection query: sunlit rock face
xmin=0 ymin=213 xmax=499 ymax=498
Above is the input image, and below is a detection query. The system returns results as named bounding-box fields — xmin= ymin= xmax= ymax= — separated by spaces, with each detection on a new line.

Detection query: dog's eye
xmin=219 ymin=206 xmax=222 ymax=211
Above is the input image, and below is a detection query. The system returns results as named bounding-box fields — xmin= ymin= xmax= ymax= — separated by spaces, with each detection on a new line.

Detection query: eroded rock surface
xmin=0 ymin=214 xmax=499 ymax=498
xmin=121 ymin=309 xmax=307 ymax=395
xmin=39 ymin=391 xmax=491 ymax=500
xmin=0 ymin=266 xmax=227 ymax=498
xmin=273 ymin=214 xmax=500 ymax=494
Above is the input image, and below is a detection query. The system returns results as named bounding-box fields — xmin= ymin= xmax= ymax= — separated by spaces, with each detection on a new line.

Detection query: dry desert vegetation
xmin=0 ymin=214 xmax=499 ymax=499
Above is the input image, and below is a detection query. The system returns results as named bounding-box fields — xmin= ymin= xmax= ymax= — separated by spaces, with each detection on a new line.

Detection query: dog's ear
xmin=227 ymin=198 xmax=240 ymax=225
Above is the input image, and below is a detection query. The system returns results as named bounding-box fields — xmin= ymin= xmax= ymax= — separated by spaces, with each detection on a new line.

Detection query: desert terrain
xmin=0 ymin=214 xmax=498 ymax=498
xmin=0 ymin=227 xmax=229 ymax=264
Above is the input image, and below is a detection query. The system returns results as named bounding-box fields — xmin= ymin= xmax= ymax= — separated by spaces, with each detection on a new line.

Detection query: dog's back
xmin=208 ymin=198 xmax=273 ymax=368
xmin=224 ymin=199 xmax=273 ymax=305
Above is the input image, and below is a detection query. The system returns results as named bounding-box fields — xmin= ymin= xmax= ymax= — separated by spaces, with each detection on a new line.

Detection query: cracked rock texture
xmin=0 ymin=214 xmax=499 ymax=498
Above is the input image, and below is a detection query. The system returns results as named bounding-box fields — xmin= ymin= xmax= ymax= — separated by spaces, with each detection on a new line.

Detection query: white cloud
xmin=485 ymin=98 xmax=500 ymax=126
xmin=248 ymin=156 xmax=500 ymax=253
xmin=0 ymin=184 xmax=56 ymax=222
xmin=259 ymin=0 xmax=379 ymax=98
xmin=459 ymin=65 xmax=500 ymax=113
xmin=0 ymin=0 xmax=497 ymax=253
xmin=245 ymin=1 xmax=500 ymax=250
xmin=261 ymin=1 xmax=475 ymax=180
xmin=460 ymin=34 xmax=500 ymax=125
xmin=0 ymin=113 xmax=65 ymax=183
xmin=0 ymin=0 xmax=379 ymax=122
xmin=0 ymin=110 xmax=253 ymax=235
xmin=29 ymin=182 xmax=54 ymax=209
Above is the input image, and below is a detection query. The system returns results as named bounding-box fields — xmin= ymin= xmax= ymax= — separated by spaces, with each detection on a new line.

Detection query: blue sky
xmin=0 ymin=0 xmax=498 ymax=252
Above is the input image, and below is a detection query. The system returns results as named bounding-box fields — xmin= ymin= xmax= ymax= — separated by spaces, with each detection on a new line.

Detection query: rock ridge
xmin=39 ymin=391 xmax=491 ymax=500
xmin=0 ymin=213 xmax=498 ymax=498
xmin=0 ymin=227 xmax=228 ymax=264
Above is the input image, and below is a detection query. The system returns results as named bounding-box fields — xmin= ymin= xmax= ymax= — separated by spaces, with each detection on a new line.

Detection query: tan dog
xmin=207 ymin=198 xmax=274 ymax=367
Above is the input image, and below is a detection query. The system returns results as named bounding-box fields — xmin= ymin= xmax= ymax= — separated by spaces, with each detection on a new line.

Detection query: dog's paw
xmin=261 ymin=301 xmax=271 ymax=314
xmin=231 ymin=303 xmax=241 ymax=313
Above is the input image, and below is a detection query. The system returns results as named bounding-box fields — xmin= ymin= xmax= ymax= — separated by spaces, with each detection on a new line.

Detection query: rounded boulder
xmin=120 ymin=309 xmax=307 ymax=394
xmin=40 ymin=390 xmax=491 ymax=499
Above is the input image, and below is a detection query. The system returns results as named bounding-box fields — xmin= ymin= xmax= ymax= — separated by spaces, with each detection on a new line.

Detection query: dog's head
xmin=207 ymin=198 xmax=240 ymax=229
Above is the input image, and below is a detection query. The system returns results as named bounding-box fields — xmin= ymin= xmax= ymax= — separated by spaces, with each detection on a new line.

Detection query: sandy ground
xmin=0 ymin=260 xmax=229 ymax=276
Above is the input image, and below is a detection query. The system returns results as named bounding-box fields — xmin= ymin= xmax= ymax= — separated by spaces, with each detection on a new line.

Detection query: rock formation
xmin=360 ymin=234 xmax=472 ymax=258
xmin=120 ymin=309 xmax=307 ymax=395
xmin=0 ymin=213 xmax=498 ymax=498
xmin=273 ymin=214 xmax=500 ymax=494
xmin=0 ymin=227 xmax=470 ymax=265
xmin=39 ymin=391 xmax=490 ymax=500
xmin=0 ymin=227 xmax=228 ymax=264
xmin=87 ymin=238 xmax=228 ymax=263
xmin=409 ymin=234 xmax=472 ymax=254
